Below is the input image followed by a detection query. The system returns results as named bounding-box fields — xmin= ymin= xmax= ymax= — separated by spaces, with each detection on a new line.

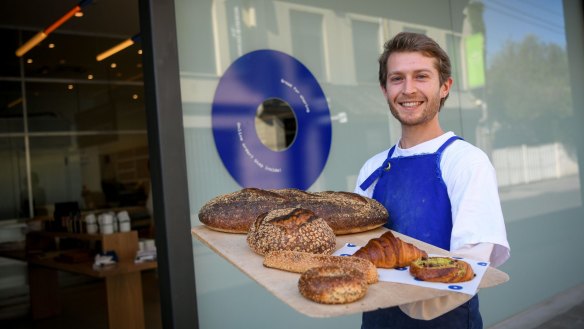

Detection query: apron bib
xmin=360 ymin=136 xmax=461 ymax=250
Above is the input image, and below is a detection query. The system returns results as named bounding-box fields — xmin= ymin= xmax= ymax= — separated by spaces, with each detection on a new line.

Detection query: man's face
xmin=381 ymin=51 xmax=452 ymax=127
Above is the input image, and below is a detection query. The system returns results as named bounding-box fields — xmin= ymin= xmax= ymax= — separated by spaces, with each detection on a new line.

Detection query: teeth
xmin=401 ymin=101 xmax=421 ymax=107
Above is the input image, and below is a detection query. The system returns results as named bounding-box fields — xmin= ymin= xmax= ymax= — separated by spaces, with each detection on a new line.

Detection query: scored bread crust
xmin=198 ymin=188 xmax=388 ymax=234
xmin=263 ymin=250 xmax=378 ymax=284
xmin=298 ymin=265 xmax=367 ymax=304
xmin=409 ymin=257 xmax=475 ymax=283
xmin=246 ymin=208 xmax=336 ymax=256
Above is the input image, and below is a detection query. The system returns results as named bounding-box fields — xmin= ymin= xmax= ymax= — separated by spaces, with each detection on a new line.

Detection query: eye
xmin=389 ymin=76 xmax=403 ymax=83
xmin=416 ymin=73 xmax=429 ymax=80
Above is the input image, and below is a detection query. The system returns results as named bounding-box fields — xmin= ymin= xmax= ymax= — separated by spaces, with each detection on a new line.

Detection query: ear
xmin=440 ymin=77 xmax=453 ymax=98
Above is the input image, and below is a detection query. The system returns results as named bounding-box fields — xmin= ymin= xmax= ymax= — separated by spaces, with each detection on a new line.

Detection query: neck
xmin=399 ymin=122 xmax=444 ymax=149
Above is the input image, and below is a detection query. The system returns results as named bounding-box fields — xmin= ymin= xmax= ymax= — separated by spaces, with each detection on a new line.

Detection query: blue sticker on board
xmin=448 ymin=285 xmax=463 ymax=290
xmin=211 ymin=49 xmax=332 ymax=190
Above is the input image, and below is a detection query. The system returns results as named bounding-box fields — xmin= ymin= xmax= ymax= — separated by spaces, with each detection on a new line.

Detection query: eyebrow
xmin=389 ymin=68 xmax=434 ymax=75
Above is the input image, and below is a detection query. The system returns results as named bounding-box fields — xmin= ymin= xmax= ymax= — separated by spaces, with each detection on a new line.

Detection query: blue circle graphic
xmin=212 ymin=49 xmax=332 ymax=190
xmin=448 ymin=285 xmax=463 ymax=290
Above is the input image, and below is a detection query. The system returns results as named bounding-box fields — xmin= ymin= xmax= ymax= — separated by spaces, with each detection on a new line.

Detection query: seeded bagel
xmin=298 ymin=265 xmax=367 ymax=304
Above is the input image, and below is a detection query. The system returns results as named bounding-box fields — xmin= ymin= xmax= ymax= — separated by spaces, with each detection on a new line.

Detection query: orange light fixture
xmin=15 ymin=0 xmax=93 ymax=57
xmin=96 ymin=34 xmax=141 ymax=62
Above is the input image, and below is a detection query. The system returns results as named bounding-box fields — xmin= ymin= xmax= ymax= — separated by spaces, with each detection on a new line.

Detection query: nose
xmin=403 ymin=78 xmax=416 ymax=95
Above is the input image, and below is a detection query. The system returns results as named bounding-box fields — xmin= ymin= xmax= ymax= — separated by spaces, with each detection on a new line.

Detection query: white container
xmin=85 ymin=213 xmax=97 ymax=224
xmin=117 ymin=210 xmax=131 ymax=222
xmin=100 ymin=213 xmax=114 ymax=225
xmin=138 ymin=240 xmax=146 ymax=251
xmin=86 ymin=223 xmax=98 ymax=234
xmin=119 ymin=221 xmax=131 ymax=232
xmin=100 ymin=223 xmax=114 ymax=234
xmin=144 ymin=239 xmax=156 ymax=251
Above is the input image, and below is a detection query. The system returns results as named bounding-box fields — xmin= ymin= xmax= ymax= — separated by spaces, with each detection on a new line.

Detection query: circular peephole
xmin=255 ymin=98 xmax=297 ymax=151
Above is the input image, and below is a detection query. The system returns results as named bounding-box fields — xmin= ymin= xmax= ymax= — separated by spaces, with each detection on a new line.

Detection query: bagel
xmin=298 ymin=265 xmax=367 ymax=304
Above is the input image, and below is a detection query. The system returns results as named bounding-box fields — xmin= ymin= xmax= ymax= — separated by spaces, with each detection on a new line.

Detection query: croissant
xmin=409 ymin=257 xmax=475 ymax=283
xmin=352 ymin=231 xmax=427 ymax=268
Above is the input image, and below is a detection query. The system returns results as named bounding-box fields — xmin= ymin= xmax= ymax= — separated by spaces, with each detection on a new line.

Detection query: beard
xmin=388 ymin=93 xmax=443 ymax=127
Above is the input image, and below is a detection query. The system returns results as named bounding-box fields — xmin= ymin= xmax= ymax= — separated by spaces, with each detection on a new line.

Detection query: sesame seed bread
xmin=298 ymin=265 xmax=368 ymax=304
xmin=246 ymin=208 xmax=336 ymax=256
xmin=263 ymin=250 xmax=378 ymax=284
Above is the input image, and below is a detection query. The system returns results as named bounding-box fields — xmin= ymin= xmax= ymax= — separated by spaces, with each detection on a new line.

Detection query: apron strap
xmin=359 ymin=136 xmax=462 ymax=192
xmin=359 ymin=146 xmax=396 ymax=191
xmin=436 ymin=135 xmax=463 ymax=154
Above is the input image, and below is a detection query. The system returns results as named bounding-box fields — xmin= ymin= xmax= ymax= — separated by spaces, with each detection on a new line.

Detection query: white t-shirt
xmin=355 ymin=131 xmax=510 ymax=267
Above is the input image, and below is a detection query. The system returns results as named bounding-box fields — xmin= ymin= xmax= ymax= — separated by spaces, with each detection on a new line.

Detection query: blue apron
xmin=359 ymin=135 xmax=482 ymax=329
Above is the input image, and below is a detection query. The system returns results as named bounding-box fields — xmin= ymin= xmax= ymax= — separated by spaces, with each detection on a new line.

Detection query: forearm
xmin=399 ymin=242 xmax=492 ymax=320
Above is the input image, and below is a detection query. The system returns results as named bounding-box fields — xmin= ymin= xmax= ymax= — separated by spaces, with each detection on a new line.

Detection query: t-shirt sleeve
xmin=443 ymin=145 xmax=511 ymax=267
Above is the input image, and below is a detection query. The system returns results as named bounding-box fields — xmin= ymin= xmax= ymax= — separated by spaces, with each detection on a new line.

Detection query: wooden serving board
xmin=191 ymin=225 xmax=509 ymax=318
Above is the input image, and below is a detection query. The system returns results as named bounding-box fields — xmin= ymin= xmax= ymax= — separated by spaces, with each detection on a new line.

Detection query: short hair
xmin=378 ymin=32 xmax=452 ymax=106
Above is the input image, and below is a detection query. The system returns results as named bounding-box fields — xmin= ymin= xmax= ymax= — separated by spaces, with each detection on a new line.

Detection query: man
xmin=355 ymin=32 xmax=510 ymax=328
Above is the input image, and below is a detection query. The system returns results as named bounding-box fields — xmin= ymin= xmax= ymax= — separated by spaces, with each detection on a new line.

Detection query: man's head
xmin=379 ymin=32 xmax=452 ymax=107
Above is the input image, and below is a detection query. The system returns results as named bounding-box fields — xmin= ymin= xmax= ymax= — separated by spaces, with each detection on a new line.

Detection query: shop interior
xmin=0 ymin=0 xmax=162 ymax=328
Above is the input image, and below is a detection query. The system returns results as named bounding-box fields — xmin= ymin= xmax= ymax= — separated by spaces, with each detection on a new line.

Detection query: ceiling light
xmin=87 ymin=74 xmax=94 ymax=80
xmin=67 ymin=84 xmax=74 ymax=90
xmin=8 ymin=98 xmax=23 ymax=108
xmin=15 ymin=0 xmax=93 ymax=57
xmin=26 ymin=59 xmax=33 ymax=64
xmin=110 ymin=63 xmax=117 ymax=68
xmin=96 ymin=34 xmax=141 ymax=62
xmin=48 ymin=43 xmax=55 ymax=48
xmin=75 ymin=12 xmax=84 ymax=17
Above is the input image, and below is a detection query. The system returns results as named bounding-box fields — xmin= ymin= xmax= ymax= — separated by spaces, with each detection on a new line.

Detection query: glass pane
xmin=478 ymin=0 xmax=581 ymax=220
xmin=352 ymin=20 xmax=381 ymax=83
xmin=290 ymin=10 xmax=325 ymax=79
xmin=26 ymin=82 xmax=145 ymax=133
xmin=177 ymin=0 xmax=584 ymax=327
xmin=0 ymin=81 xmax=24 ymax=133
xmin=0 ymin=137 xmax=26 ymax=219
xmin=0 ymin=28 xmax=21 ymax=77
xmin=29 ymin=134 xmax=149 ymax=215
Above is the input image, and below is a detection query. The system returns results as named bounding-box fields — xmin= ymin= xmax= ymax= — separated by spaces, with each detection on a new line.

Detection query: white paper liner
xmin=333 ymin=243 xmax=489 ymax=296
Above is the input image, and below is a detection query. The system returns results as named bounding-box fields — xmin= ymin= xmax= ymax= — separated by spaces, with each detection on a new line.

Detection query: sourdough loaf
xmin=198 ymin=187 xmax=388 ymax=234
xmin=246 ymin=208 xmax=336 ymax=256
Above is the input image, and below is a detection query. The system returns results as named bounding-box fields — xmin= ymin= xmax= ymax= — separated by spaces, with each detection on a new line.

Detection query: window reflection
xmin=0 ymin=25 xmax=148 ymax=221
xmin=29 ymin=134 xmax=149 ymax=216
xmin=181 ymin=0 xmax=582 ymax=225
xmin=479 ymin=0 xmax=581 ymax=220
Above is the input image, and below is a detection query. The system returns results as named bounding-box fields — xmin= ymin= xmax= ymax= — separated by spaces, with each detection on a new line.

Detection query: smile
xmin=399 ymin=101 xmax=423 ymax=108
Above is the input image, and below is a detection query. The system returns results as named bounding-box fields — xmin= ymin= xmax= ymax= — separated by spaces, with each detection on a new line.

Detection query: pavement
xmin=532 ymin=301 xmax=584 ymax=329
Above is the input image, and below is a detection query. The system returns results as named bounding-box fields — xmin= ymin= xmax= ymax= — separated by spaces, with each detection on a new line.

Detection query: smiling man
xmin=355 ymin=32 xmax=510 ymax=329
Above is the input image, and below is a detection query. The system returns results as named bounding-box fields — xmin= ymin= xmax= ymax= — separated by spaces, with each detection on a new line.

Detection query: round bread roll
xmin=246 ymin=208 xmax=336 ymax=256
xmin=409 ymin=257 xmax=475 ymax=283
xmin=298 ymin=265 xmax=367 ymax=304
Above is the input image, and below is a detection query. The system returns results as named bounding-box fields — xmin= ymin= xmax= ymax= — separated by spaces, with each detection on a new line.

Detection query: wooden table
xmin=26 ymin=231 xmax=157 ymax=329
xmin=191 ymin=225 xmax=509 ymax=318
